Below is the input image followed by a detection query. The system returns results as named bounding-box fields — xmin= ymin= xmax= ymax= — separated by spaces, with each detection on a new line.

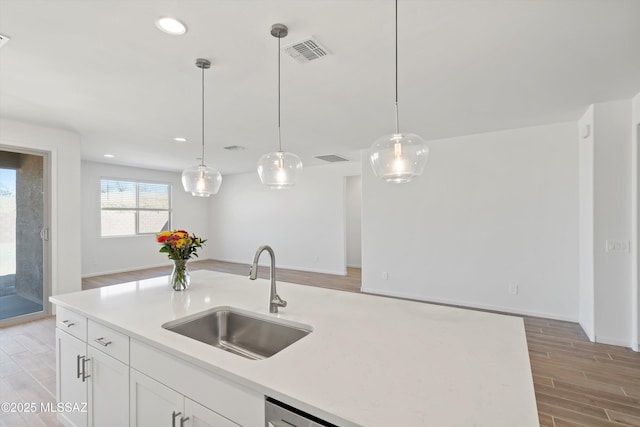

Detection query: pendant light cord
xmin=277 ymin=34 xmax=282 ymax=153
xmin=394 ymin=0 xmax=400 ymax=135
xmin=201 ymin=62 xmax=206 ymax=167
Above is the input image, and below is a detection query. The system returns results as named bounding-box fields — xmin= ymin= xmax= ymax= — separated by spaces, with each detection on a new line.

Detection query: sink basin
xmin=162 ymin=307 xmax=312 ymax=360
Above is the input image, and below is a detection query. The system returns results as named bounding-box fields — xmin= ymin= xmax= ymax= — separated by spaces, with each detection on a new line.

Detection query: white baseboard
xmin=596 ymin=335 xmax=634 ymax=349
xmin=212 ymin=257 xmax=347 ymax=277
xmin=82 ymin=263 xmax=170 ymax=279
xmin=83 ymin=258 xmax=349 ymax=279
xmin=578 ymin=318 xmax=596 ymax=342
xmin=360 ymin=286 xmax=579 ymax=323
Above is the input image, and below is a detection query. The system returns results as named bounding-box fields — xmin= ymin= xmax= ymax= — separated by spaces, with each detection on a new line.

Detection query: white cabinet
xmin=130 ymin=369 xmax=182 ymax=427
xmin=55 ymin=308 xmax=129 ymax=427
xmin=130 ymin=369 xmax=239 ymax=427
xmin=130 ymin=340 xmax=264 ymax=427
xmin=88 ymin=346 xmax=128 ymax=427
xmin=55 ymin=306 xmax=265 ymax=427
xmin=56 ymin=328 xmax=88 ymax=427
xmin=86 ymin=318 xmax=130 ymax=427
xmin=186 ymin=399 xmax=239 ymax=427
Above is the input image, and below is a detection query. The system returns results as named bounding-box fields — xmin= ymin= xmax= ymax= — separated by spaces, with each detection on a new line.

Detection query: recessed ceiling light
xmin=155 ymin=17 xmax=187 ymax=35
xmin=104 ymin=154 xmax=115 ymax=158
xmin=173 ymin=137 xmax=187 ymax=142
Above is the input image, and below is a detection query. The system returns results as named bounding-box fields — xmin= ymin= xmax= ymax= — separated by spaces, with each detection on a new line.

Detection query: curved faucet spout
xmin=249 ymin=245 xmax=287 ymax=313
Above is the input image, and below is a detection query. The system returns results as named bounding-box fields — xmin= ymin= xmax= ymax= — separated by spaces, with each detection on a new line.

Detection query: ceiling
xmin=1 ymin=0 xmax=639 ymax=174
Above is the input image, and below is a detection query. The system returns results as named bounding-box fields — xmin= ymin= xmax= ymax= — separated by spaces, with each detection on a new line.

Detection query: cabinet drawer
xmin=56 ymin=306 xmax=87 ymax=341
xmin=88 ymin=320 xmax=130 ymax=364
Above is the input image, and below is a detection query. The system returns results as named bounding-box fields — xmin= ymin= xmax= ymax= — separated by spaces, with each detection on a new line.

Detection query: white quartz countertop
xmin=50 ymin=270 xmax=539 ymax=427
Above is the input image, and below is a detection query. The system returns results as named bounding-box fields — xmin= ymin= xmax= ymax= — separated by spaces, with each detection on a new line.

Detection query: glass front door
xmin=0 ymin=150 xmax=49 ymax=323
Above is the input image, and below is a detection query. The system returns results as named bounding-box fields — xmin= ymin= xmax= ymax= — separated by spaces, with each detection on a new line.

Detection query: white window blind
xmin=100 ymin=179 xmax=171 ymax=237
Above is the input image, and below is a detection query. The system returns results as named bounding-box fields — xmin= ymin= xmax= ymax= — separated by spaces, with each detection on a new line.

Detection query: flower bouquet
xmin=156 ymin=230 xmax=206 ymax=291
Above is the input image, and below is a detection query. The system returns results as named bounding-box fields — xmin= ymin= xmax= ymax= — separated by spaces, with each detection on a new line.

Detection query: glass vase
xmin=170 ymin=258 xmax=190 ymax=291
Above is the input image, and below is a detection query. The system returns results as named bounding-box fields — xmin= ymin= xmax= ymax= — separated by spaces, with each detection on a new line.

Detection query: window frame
xmin=99 ymin=177 xmax=172 ymax=238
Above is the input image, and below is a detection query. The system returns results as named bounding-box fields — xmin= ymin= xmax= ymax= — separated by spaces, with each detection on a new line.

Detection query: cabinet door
xmin=130 ymin=369 xmax=182 ymax=427
xmin=185 ymin=398 xmax=239 ymax=427
xmin=88 ymin=347 xmax=128 ymax=427
xmin=56 ymin=328 xmax=88 ymax=427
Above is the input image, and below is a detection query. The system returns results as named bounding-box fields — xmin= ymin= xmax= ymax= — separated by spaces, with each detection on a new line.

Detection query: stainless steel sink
xmin=162 ymin=307 xmax=312 ymax=360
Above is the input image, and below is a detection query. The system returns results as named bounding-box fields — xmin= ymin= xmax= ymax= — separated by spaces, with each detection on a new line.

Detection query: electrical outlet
xmin=605 ymin=240 xmax=630 ymax=253
xmin=508 ymin=284 xmax=518 ymax=295
xmin=382 ymin=272 xmax=388 ymax=280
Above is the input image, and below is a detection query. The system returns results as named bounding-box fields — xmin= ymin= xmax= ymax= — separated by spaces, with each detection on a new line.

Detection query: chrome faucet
xmin=249 ymin=245 xmax=287 ymax=313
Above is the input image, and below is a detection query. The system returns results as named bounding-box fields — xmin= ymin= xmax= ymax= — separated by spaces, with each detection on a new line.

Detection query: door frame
xmin=633 ymin=122 xmax=639 ymax=351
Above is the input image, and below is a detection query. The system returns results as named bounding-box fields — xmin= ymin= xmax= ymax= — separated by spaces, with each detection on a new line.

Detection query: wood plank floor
xmin=0 ymin=317 xmax=62 ymax=426
xmin=82 ymin=259 xmax=362 ymax=293
xmin=526 ymin=317 xmax=640 ymax=427
xmin=2 ymin=261 xmax=639 ymax=426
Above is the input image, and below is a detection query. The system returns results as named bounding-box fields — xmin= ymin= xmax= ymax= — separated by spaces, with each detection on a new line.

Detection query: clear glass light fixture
xmin=182 ymin=164 xmax=221 ymax=196
xmin=182 ymin=58 xmax=222 ymax=197
xmin=257 ymin=151 xmax=302 ymax=189
xmin=369 ymin=0 xmax=428 ymax=183
xmin=257 ymin=23 xmax=303 ymax=189
xmin=370 ymin=132 xmax=428 ymax=184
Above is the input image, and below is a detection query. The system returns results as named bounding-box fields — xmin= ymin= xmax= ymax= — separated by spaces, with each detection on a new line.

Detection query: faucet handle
xmin=272 ymin=294 xmax=287 ymax=308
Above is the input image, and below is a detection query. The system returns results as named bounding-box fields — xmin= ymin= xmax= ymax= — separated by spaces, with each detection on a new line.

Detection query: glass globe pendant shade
xmin=369 ymin=133 xmax=429 ymax=183
xmin=182 ymin=58 xmax=223 ymax=197
xmin=257 ymin=151 xmax=303 ymax=189
xmin=181 ymin=164 xmax=222 ymax=197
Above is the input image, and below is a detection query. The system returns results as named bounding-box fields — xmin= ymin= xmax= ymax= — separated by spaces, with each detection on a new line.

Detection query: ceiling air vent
xmin=223 ymin=145 xmax=248 ymax=151
xmin=0 ymin=34 xmax=10 ymax=48
xmin=281 ymin=37 xmax=329 ymax=64
xmin=314 ymin=154 xmax=349 ymax=163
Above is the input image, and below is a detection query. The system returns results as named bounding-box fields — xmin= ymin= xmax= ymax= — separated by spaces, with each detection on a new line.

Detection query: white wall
xmin=209 ymin=162 xmax=361 ymax=275
xmin=346 ymin=175 xmax=362 ymax=268
xmin=362 ymin=122 xmax=580 ymax=321
xmin=81 ymin=161 xmax=212 ymax=277
xmin=578 ymin=106 xmax=595 ymax=340
xmin=592 ymin=100 xmax=633 ymax=347
xmin=0 ymin=119 xmax=82 ymax=297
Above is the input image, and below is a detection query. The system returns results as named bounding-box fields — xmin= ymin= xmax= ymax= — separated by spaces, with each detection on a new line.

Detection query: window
xmin=100 ymin=179 xmax=171 ymax=237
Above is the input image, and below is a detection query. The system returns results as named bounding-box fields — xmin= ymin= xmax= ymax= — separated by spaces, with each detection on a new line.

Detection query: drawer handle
xmin=180 ymin=416 xmax=190 ymax=427
xmin=61 ymin=320 xmax=75 ymax=328
xmin=94 ymin=337 xmax=112 ymax=347
xmin=80 ymin=356 xmax=90 ymax=382
xmin=172 ymin=411 xmax=182 ymax=427
xmin=76 ymin=355 xmax=90 ymax=382
xmin=76 ymin=355 xmax=82 ymax=379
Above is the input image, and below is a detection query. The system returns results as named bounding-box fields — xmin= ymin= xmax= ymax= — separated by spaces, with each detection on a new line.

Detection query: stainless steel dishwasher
xmin=265 ymin=398 xmax=338 ymax=427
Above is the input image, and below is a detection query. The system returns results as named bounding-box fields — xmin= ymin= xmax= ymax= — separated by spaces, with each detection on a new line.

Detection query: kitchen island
xmin=50 ymin=270 xmax=538 ymax=426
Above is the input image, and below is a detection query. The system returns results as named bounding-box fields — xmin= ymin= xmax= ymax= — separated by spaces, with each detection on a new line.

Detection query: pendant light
xmin=369 ymin=0 xmax=428 ymax=183
xmin=181 ymin=58 xmax=222 ymax=197
xmin=257 ymin=23 xmax=303 ymax=189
